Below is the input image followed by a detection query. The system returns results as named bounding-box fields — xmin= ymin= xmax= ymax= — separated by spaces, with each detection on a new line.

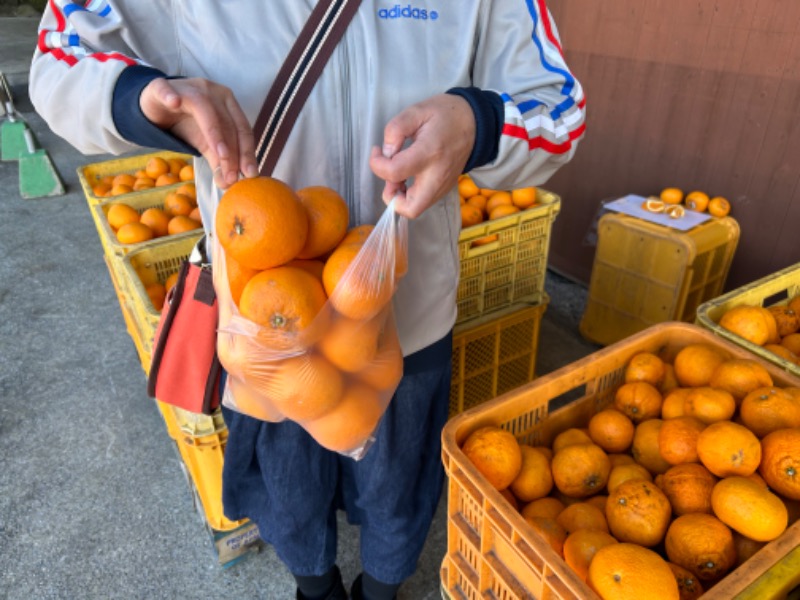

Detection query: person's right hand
xmin=140 ymin=77 xmax=258 ymax=188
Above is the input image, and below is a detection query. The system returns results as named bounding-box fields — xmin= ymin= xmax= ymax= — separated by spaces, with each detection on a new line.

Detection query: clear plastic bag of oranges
xmin=212 ymin=177 xmax=408 ymax=460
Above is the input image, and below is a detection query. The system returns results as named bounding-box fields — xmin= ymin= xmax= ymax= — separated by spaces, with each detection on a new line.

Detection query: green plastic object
xmin=19 ymin=148 xmax=65 ymax=199
xmin=1 ymin=120 xmax=28 ymax=161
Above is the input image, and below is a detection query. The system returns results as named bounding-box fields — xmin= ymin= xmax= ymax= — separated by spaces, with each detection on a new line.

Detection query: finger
xmin=225 ymin=94 xmax=258 ymax=178
xmin=381 ymin=106 xmax=423 ymax=158
xmin=139 ymin=78 xmax=182 ymax=124
xmin=179 ymin=91 xmax=240 ymax=187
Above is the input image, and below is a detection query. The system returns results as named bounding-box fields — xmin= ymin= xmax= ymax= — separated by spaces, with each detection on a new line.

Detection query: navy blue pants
xmin=220 ymin=333 xmax=452 ymax=584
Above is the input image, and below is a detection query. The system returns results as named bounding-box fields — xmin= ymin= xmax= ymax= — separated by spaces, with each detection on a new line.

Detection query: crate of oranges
xmin=696 ymin=261 xmax=800 ymax=379
xmin=457 ymin=174 xmax=560 ymax=325
xmin=77 ymin=150 xmax=194 ymax=205
xmin=441 ymin=321 xmax=800 ymax=600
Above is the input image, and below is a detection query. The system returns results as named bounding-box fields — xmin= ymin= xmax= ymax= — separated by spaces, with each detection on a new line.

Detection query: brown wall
xmin=546 ymin=0 xmax=800 ymax=289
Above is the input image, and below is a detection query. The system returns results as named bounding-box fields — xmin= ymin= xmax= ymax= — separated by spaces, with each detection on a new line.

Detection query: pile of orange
xmin=214 ymin=176 xmax=404 ymax=455
xmin=460 ymin=344 xmax=800 ymax=599
xmin=91 ymin=155 xmax=194 ymax=198
xmin=458 ymin=173 xmax=539 ymax=231
xmin=658 ymin=187 xmax=731 ymax=218
xmin=717 ymin=296 xmax=800 ymax=366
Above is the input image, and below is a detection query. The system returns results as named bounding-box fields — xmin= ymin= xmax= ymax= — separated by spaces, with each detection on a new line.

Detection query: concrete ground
xmin=0 ymin=16 xmax=599 ymax=600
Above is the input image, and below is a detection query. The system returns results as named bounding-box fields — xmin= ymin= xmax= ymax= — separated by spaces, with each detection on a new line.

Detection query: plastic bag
xmin=214 ymin=192 xmax=408 ymax=460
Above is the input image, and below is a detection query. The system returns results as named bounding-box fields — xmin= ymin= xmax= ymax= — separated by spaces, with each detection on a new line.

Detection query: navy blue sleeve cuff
xmin=112 ymin=65 xmax=200 ymax=156
xmin=445 ymin=87 xmax=503 ymax=173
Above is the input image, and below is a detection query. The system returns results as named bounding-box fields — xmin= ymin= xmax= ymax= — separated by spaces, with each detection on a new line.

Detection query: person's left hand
xmin=369 ymin=93 xmax=475 ymax=219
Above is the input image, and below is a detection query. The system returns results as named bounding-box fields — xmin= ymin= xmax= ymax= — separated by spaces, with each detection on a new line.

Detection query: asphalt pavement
xmin=0 ymin=15 xmax=597 ymax=600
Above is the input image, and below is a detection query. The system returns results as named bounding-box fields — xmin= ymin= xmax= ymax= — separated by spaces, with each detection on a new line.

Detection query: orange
xmin=465 ymin=194 xmax=488 ymax=214
xmin=176 ymin=182 xmax=197 ymax=202
xmin=322 ymin=242 xmax=395 ymax=321
xmin=661 ymin=387 xmax=691 ymax=419
xmin=556 ymin=501 xmax=609 ymax=534
xmin=708 ymin=358 xmax=774 ymax=403
xmin=179 ymin=164 xmax=195 ymax=182
xmin=732 ymin=531 xmax=767 ymax=567
xmin=470 ymin=234 xmax=498 ymax=247
xmin=296 ymin=186 xmax=349 ymax=259
xmin=266 ymin=353 xmax=344 ymax=423
xmin=739 ymin=386 xmax=800 ymax=437
xmin=660 ymin=187 xmax=684 ymax=205
xmin=139 ymin=207 xmax=171 ymax=238
xmin=144 ymin=156 xmax=170 ymax=180
xmin=606 ymin=479 xmax=671 ymax=547
xmin=656 ymin=463 xmax=717 ymax=516
xmin=657 ymin=416 xmax=706 ymax=465
xmin=551 ymin=443 xmax=611 ymax=498
xmin=92 ymin=182 xmax=112 ymax=197
xmin=511 ymin=186 xmax=538 ymax=209
xmin=285 ymin=259 xmax=325 ymax=281
xmin=667 ymin=562 xmax=704 ymax=600
xmin=145 ymin=282 xmax=166 ymax=310
xmin=461 ymin=426 xmax=522 ymax=490
xmin=587 ymin=409 xmax=635 ymax=454
xmin=708 ymin=196 xmax=730 ymax=217
xmin=155 ymin=172 xmax=180 ymax=187
xmin=132 ymin=177 xmax=155 ymax=191
xmin=226 ymin=375 xmax=285 ymax=422
xmin=631 ymin=419 xmax=671 ymax=475
xmin=341 ymin=224 xmax=375 ymax=245
xmin=489 ymin=204 xmax=520 ymax=220
xmin=116 ymin=222 xmax=154 ymax=244
xmin=711 ymin=476 xmax=788 ymax=542
xmin=768 ymin=306 xmax=799 ymax=337
xmin=586 ymin=494 xmax=609 ymax=514
xmin=485 ymin=191 xmax=513 ymax=215
xmin=759 ymin=428 xmax=800 ymax=499
xmin=164 ymin=271 xmax=180 ymax=294
xmin=684 ymin=190 xmax=710 ymax=212
xmin=457 ymin=176 xmax=480 ymax=199
xmin=479 ymin=187 xmax=501 ymax=198
xmin=780 ymin=333 xmax=800 ymax=355
xmin=224 ymin=253 xmax=261 ymax=306
xmin=524 ymin=516 xmax=567 ymax=555
xmin=660 ymin=363 xmax=678 ymax=394
xmin=765 ymin=343 xmax=799 ymax=364
xmin=607 ymin=463 xmax=652 ymax=494
xmin=607 ymin=454 xmax=636 ymax=468
xmin=696 ymin=421 xmax=761 ymax=477
xmin=624 ymin=352 xmax=666 ymax=386
xmin=718 ymin=305 xmax=774 ymax=346
xmin=521 ymin=497 xmax=565 ymax=521
xmin=509 ymin=444 xmax=553 ymax=502
xmin=587 ymin=543 xmax=679 ymax=600
xmin=673 ymin=343 xmax=727 ymax=387
xmin=188 ymin=206 xmax=202 ymax=223
xmin=318 ymin=314 xmax=383 ymax=373
xmin=166 ymin=157 xmax=186 ymax=175
xmin=460 ymin=203 xmax=483 ymax=228
xmin=167 ymin=215 xmax=202 ymax=235
xmin=303 ymin=381 xmax=385 ymax=454
xmin=563 ymin=529 xmax=618 ymax=582
xmin=354 ymin=326 xmax=403 ymax=392
xmin=215 ymin=177 xmax=308 ymax=270
xmin=110 ymin=183 xmax=134 ymax=196
xmin=112 ymin=172 xmax=137 ymax=188
xmin=164 ymin=192 xmax=194 ymax=217
xmin=106 ymin=203 xmax=140 ymax=231
xmin=551 ymin=427 xmax=593 ymax=453
xmin=239 ymin=266 xmax=327 ymax=350
xmin=664 ymin=513 xmax=736 ymax=581
xmin=683 ymin=386 xmax=736 ymax=424
xmin=613 ymin=381 xmax=662 ymax=423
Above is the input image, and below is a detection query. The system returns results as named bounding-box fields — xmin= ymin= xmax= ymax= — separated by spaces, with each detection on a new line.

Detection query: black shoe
xmin=296 ymin=567 xmax=348 ymax=600
xmin=349 ymin=574 xmax=398 ymax=600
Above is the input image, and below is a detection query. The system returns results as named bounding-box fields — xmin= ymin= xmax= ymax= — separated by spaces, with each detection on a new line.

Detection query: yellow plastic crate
xmin=441 ymin=322 xmax=800 ymax=600
xmin=696 ymin=261 xmax=800 ymax=378
xmin=103 ymin=255 xmax=152 ymax=375
xmin=91 ymin=189 xmax=203 ymax=260
xmin=456 ymin=190 xmax=559 ymax=325
xmin=77 ymin=150 xmax=193 ymax=205
xmin=580 ymin=212 xmax=739 ymax=346
xmin=450 ymin=297 xmax=548 ymax=418
xmin=118 ymin=234 xmax=202 ymax=362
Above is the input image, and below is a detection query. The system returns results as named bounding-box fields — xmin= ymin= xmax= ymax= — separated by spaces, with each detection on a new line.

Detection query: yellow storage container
xmin=77 ymin=150 xmax=193 ymax=205
xmin=580 ymin=212 xmax=739 ymax=346
xmin=441 ymin=322 xmax=800 ymax=600
xmin=450 ymin=297 xmax=548 ymax=418
xmin=456 ymin=190 xmax=559 ymax=325
xmin=696 ymin=261 xmax=800 ymax=378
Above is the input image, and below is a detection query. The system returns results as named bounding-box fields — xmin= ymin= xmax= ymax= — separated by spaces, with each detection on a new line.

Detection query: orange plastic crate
xmin=441 ymin=322 xmax=800 ymax=600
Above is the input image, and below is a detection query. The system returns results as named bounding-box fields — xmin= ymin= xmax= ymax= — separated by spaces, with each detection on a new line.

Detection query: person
xmin=29 ymin=2 xmax=585 ymax=599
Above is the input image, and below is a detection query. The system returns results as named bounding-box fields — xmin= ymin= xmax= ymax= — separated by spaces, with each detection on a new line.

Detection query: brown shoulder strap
xmin=253 ymin=0 xmax=362 ymax=176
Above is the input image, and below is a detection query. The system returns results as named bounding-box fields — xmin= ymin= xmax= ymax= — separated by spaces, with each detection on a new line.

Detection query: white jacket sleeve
xmin=469 ymin=0 xmax=586 ymax=190
xmin=28 ymin=2 xmax=175 ymax=156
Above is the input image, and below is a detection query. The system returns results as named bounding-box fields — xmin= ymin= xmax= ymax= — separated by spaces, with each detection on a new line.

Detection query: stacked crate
xmin=451 ymin=190 xmax=560 ymax=417
xmin=78 ymin=152 xmax=261 ymax=567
